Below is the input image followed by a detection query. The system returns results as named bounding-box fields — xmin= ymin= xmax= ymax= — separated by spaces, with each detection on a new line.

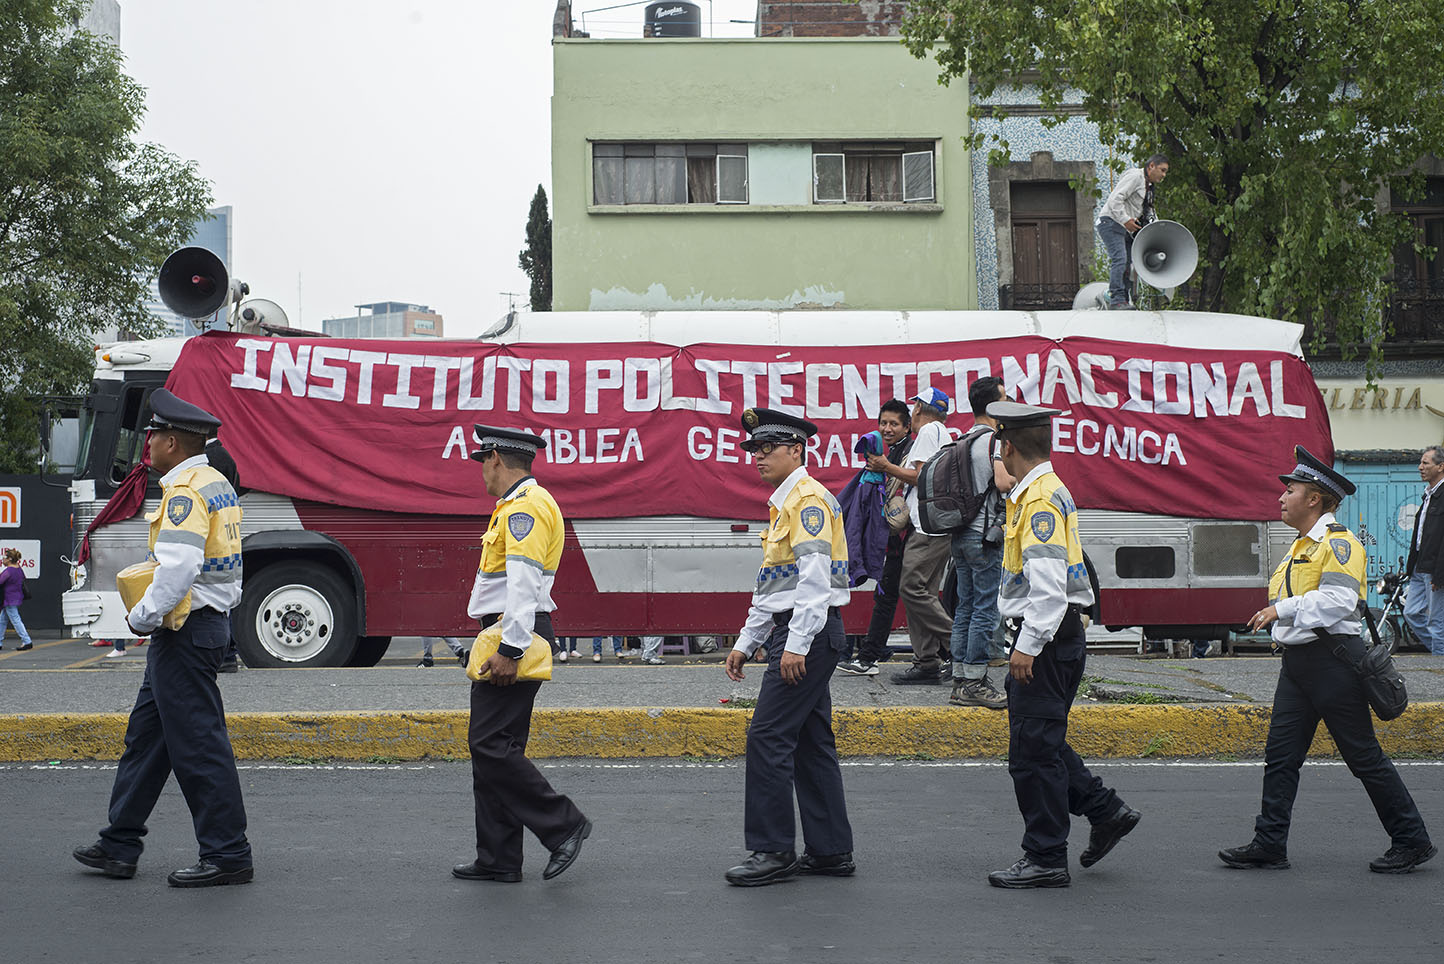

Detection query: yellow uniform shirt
xmin=1268 ymin=512 xmax=1366 ymax=645
xmin=130 ymin=455 xmax=243 ymax=634
xmin=735 ymin=466 xmax=850 ymax=656
xmin=467 ymin=477 xmax=563 ymax=658
xmin=998 ymin=461 xmax=1093 ymax=657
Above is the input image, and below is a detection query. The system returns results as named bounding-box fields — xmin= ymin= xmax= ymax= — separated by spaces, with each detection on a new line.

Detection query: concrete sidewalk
xmin=3 ymin=635 xmax=1444 ymax=761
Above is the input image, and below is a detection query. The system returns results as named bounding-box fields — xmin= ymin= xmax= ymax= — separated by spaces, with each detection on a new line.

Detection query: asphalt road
xmin=3 ymin=759 xmax=1443 ymax=963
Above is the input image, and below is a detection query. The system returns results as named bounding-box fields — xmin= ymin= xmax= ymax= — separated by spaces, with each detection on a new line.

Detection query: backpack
xmin=915 ymin=426 xmax=997 ymax=534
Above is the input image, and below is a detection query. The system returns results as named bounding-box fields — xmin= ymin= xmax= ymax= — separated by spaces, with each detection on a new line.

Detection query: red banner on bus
xmin=166 ymin=332 xmax=1330 ymax=522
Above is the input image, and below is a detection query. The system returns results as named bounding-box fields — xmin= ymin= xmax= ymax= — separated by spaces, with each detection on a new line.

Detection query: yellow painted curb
xmin=2 ymin=704 xmax=1443 ymax=761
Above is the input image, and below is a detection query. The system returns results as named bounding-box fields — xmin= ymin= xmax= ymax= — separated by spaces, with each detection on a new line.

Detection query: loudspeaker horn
xmin=236 ymin=299 xmax=290 ymax=335
xmin=1131 ymin=219 xmax=1198 ymax=290
xmin=158 ymin=246 xmax=243 ymax=319
xmin=1072 ymin=281 xmax=1110 ymax=310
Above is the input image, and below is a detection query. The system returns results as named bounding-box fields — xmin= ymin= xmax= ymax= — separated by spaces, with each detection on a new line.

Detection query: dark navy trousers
xmin=744 ymin=609 xmax=854 ymax=855
xmin=1253 ymin=635 xmax=1430 ymax=852
xmin=100 ymin=608 xmax=251 ymax=867
xmin=470 ymin=611 xmax=585 ymax=871
xmin=1005 ymin=610 xmax=1121 ymax=866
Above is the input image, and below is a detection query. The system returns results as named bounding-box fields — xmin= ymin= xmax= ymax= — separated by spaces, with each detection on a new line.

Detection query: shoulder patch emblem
xmin=166 ymin=495 xmax=193 ymax=525
xmin=507 ymin=512 xmax=536 ymax=541
xmin=1330 ymin=538 xmax=1351 ymax=565
xmin=800 ymin=505 xmax=825 ymax=536
xmin=1030 ymin=511 xmax=1056 ymax=543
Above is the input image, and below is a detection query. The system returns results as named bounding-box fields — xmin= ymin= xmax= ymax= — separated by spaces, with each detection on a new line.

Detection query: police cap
xmin=986 ymin=400 xmax=1063 ymax=433
xmin=471 ymin=424 xmax=545 ymax=461
xmin=739 ymin=407 xmax=817 ymax=452
xmin=1278 ymin=445 xmax=1355 ymax=499
xmin=145 ymin=388 xmax=221 ymax=436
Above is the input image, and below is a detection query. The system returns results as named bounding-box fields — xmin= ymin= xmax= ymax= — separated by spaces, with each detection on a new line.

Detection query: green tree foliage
xmin=902 ymin=0 xmax=1444 ymax=360
xmin=0 ymin=0 xmax=211 ymax=472
xmin=518 ymin=184 xmax=552 ymax=312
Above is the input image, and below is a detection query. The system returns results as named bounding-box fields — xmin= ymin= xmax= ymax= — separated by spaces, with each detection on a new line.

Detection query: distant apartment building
xmin=322 ymin=303 xmax=445 ymax=339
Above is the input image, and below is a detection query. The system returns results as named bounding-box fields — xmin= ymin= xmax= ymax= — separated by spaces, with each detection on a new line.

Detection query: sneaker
xmin=568 ymin=649 xmax=582 ymax=658
xmin=1218 ymin=841 xmax=1289 ymax=870
xmin=90 ymin=639 xmax=112 ymax=647
xmin=556 ymin=649 xmax=568 ymax=663
xmin=950 ymin=676 xmax=1007 ymax=710
xmin=592 ymin=653 xmax=602 ymax=663
xmin=457 ymin=650 xmax=469 ymax=667
xmin=103 ymin=649 xmax=127 ymax=659
xmin=837 ymin=660 xmax=879 ymax=677
xmin=617 ymin=648 xmax=637 ymax=659
xmin=1369 ymin=843 xmax=1437 ymax=874
xmin=417 ymin=655 xmax=434 ymax=668
xmin=641 ymin=655 xmax=664 ymax=665
xmin=891 ymin=666 xmax=944 ymax=685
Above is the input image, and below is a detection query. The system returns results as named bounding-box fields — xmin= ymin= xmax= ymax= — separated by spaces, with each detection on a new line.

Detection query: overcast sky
xmin=120 ymin=1 xmax=759 ymax=337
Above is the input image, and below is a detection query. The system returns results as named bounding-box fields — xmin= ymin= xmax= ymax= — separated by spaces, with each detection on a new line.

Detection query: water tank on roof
xmin=644 ymin=2 xmax=701 ymax=37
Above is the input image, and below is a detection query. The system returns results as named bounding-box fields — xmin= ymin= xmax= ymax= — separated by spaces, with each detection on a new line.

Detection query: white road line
xmin=5 ymin=759 xmax=1444 ymax=772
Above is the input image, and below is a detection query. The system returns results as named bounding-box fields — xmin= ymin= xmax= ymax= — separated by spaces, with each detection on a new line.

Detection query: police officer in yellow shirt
xmin=723 ymin=408 xmax=854 ymax=886
xmin=452 ymin=425 xmax=591 ymax=884
xmin=1220 ymin=446 xmax=1435 ymax=873
xmin=73 ymin=390 xmax=252 ymax=887
xmin=987 ymin=401 xmax=1140 ymax=889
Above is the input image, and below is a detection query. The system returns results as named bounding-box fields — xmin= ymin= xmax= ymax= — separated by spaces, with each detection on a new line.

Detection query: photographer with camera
xmin=947 ymin=377 xmax=1014 ymax=708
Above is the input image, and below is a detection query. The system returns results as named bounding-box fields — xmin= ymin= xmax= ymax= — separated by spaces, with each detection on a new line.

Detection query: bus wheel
xmin=350 ymin=636 xmax=392 ymax=667
xmin=236 ymin=563 xmax=358 ymax=668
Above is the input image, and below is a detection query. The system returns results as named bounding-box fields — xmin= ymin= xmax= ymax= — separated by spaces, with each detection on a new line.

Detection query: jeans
xmin=948 ymin=531 xmax=1003 ymax=680
xmin=1403 ymin=573 xmax=1444 ymax=655
xmin=1096 ymin=217 xmax=1134 ymax=305
xmin=0 ymin=604 xmax=31 ymax=647
xmin=423 ymin=636 xmax=465 ymax=657
xmin=592 ymin=635 xmax=622 ymax=655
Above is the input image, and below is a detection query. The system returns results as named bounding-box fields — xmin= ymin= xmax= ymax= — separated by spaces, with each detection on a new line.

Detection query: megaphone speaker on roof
xmin=158 ymin=246 xmax=238 ymax=319
xmin=1131 ymin=219 xmax=1198 ymax=290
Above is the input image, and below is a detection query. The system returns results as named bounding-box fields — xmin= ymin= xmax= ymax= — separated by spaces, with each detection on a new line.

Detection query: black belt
xmin=192 ymin=606 xmax=226 ymax=617
xmin=772 ymin=606 xmax=842 ymax=625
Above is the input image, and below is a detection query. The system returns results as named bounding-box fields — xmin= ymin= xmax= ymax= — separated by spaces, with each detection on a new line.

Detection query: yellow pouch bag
xmin=465 ymin=622 xmax=554 ymax=682
xmin=116 ymin=560 xmax=192 ymax=631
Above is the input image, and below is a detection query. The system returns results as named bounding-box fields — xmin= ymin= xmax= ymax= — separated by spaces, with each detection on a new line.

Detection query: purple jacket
xmin=0 ymin=565 xmax=24 ymax=608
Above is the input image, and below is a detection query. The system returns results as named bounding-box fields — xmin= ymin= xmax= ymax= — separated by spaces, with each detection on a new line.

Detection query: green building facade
xmin=550 ymin=37 xmax=974 ymax=312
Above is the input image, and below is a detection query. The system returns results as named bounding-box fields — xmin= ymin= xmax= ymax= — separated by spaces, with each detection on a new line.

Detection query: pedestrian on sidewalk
xmin=0 ymin=548 xmax=34 ymax=651
xmin=987 ymin=401 xmax=1140 ymax=889
xmin=947 ymin=377 xmax=1012 ymax=710
xmin=1403 ymin=445 xmax=1444 ymax=654
xmin=419 ymin=636 xmax=467 ymax=668
xmin=868 ymin=389 xmax=954 ymax=685
xmin=839 ymin=398 xmax=913 ymax=676
xmin=639 ymin=635 xmax=665 ymax=664
xmin=453 ymin=425 xmax=590 ymax=884
xmin=74 ymin=389 xmax=252 ymax=888
xmin=723 ymin=408 xmax=854 ymax=887
xmin=1220 ymin=446 xmax=1435 ymax=874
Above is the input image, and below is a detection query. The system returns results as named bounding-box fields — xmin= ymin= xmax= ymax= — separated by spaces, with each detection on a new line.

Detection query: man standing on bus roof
xmin=453 ymin=425 xmax=591 ymax=884
xmin=987 ymin=401 xmax=1140 ymax=888
xmin=1220 ymin=446 xmax=1434 ymax=874
xmin=73 ymin=389 xmax=252 ymax=887
xmin=723 ymin=408 xmax=854 ymax=887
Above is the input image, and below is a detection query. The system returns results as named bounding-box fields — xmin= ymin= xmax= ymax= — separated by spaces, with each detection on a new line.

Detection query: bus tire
xmin=236 ymin=562 xmax=358 ymax=668
xmin=350 ymin=636 xmax=392 ymax=667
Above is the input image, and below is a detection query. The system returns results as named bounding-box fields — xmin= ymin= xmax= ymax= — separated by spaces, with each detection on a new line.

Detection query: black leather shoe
xmin=543 ymin=818 xmax=592 ymax=880
xmin=452 ymin=861 xmax=522 ymax=882
xmin=891 ymin=666 xmax=944 ymax=685
xmin=1369 ymin=843 xmax=1437 ymax=874
xmin=798 ymin=851 xmax=855 ymax=877
xmin=417 ymin=655 xmax=434 ymax=668
xmin=988 ymin=856 xmax=1070 ymax=889
xmin=1079 ymin=804 xmax=1141 ymax=868
xmin=73 ymin=842 xmax=136 ymax=879
xmin=1218 ymin=841 xmax=1290 ymax=870
xmin=166 ymin=860 xmax=254 ymax=888
xmin=725 ymin=850 xmax=800 ymax=887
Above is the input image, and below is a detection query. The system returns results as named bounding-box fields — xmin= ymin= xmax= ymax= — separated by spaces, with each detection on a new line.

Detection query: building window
xmin=593 ymin=143 xmax=749 ymax=205
xmin=812 ymin=142 xmax=936 ymax=203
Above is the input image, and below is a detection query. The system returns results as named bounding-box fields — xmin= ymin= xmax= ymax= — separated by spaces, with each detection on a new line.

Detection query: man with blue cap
xmin=723 ymin=408 xmax=854 ymax=886
xmin=453 ymin=425 xmax=591 ymax=884
xmin=73 ymin=388 xmax=252 ymax=887
xmin=1220 ymin=446 xmax=1435 ymax=874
